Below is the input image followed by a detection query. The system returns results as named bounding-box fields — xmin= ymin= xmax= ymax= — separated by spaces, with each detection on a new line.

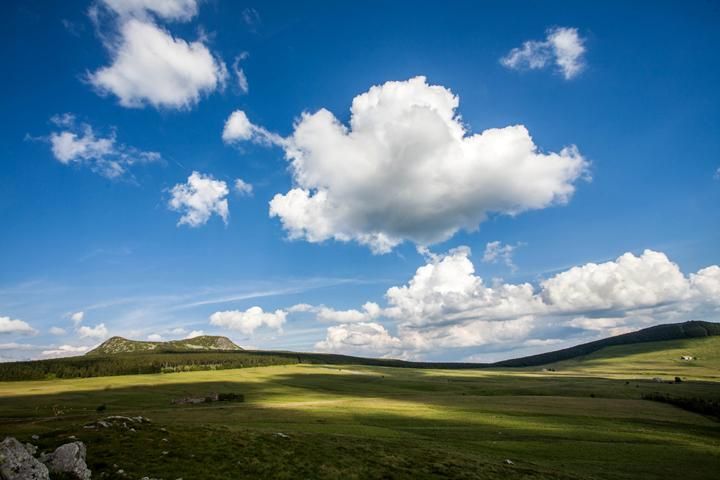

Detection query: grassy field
xmin=0 ymin=339 xmax=719 ymax=479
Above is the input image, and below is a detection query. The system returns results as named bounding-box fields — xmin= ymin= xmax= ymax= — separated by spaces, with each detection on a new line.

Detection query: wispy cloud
xmin=501 ymin=27 xmax=586 ymax=79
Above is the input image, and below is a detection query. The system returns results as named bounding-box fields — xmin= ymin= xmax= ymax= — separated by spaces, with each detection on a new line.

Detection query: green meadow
xmin=1 ymin=338 xmax=719 ymax=479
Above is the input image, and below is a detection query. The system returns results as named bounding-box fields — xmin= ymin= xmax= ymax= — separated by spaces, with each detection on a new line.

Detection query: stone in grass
xmin=0 ymin=437 xmax=49 ymax=480
xmin=504 ymin=459 xmax=514 ymax=465
xmin=41 ymin=441 xmax=91 ymax=480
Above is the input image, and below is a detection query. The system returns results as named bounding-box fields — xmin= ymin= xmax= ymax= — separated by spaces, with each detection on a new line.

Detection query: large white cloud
xmin=541 ymin=250 xmax=693 ymax=312
xmin=265 ymin=76 xmax=588 ymax=253
xmin=209 ymin=306 xmax=286 ymax=336
xmin=89 ymin=18 xmax=226 ymax=109
xmin=168 ymin=171 xmax=230 ymax=227
xmin=314 ymin=247 xmax=720 ymax=357
xmin=0 ymin=316 xmax=37 ymax=335
xmin=47 ymin=114 xmax=161 ymax=178
xmin=501 ymin=27 xmax=586 ymax=80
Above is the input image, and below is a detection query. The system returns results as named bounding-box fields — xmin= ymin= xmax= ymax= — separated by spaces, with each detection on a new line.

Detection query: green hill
xmin=493 ymin=320 xmax=720 ymax=368
xmin=535 ymin=335 xmax=720 ymax=380
xmin=86 ymin=335 xmax=243 ymax=355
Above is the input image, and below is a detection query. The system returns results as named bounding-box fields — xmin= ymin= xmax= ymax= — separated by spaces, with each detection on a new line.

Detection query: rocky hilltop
xmin=86 ymin=335 xmax=243 ymax=355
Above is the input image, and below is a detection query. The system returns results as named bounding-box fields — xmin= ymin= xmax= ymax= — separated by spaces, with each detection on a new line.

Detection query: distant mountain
xmin=86 ymin=335 xmax=243 ymax=355
xmin=492 ymin=320 xmax=720 ymax=367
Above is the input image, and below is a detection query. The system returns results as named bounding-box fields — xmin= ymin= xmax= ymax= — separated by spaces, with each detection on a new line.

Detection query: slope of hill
xmin=535 ymin=336 xmax=720 ymax=380
xmin=492 ymin=320 xmax=720 ymax=367
xmin=86 ymin=335 xmax=243 ymax=355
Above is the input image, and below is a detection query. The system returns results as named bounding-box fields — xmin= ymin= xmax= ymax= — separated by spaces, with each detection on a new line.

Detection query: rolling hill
xmin=492 ymin=320 xmax=720 ymax=367
xmin=1 ymin=321 xmax=718 ymax=381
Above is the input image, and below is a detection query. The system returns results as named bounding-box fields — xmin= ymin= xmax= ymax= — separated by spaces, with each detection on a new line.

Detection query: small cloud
xmin=209 ymin=307 xmax=286 ymax=336
xmin=185 ymin=330 xmax=205 ymax=339
xmin=222 ymin=110 xmax=284 ymax=146
xmin=49 ymin=326 xmax=67 ymax=336
xmin=77 ymin=323 xmax=109 ymax=340
xmin=147 ymin=333 xmax=163 ymax=341
xmin=482 ymin=241 xmax=523 ymax=272
xmin=0 ymin=316 xmax=37 ymax=335
xmin=61 ymin=19 xmax=83 ymax=36
xmin=501 ymin=27 xmax=586 ymax=80
xmin=0 ymin=342 xmax=38 ymax=351
xmin=232 ymin=53 xmax=249 ymax=94
xmin=234 ymin=178 xmax=253 ymax=196
xmin=70 ymin=311 xmax=85 ymax=325
xmin=43 ymin=114 xmax=161 ymax=179
xmin=41 ymin=344 xmax=90 ymax=358
xmin=241 ymin=8 xmax=261 ymax=32
xmin=168 ymin=171 xmax=230 ymax=227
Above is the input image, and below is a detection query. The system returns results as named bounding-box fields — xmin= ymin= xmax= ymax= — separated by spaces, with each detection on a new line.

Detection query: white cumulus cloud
xmin=209 ymin=307 xmax=286 ymax=336
xmin=49 ymin=327 xmax=67 ymax=336
xmin=267 ymin=76 xmax=588 ymax=253
xmin=89 ymin=17 xmax=226 ymax=109
xmin=0 ymin=316 xmax=37 ymax=335
xmin=222 ymin=110 xmax=283 ymax=145
xmin=314 ymin=247 xmax=720 ymax=357
xmin=185 ymin=330 xmax=205 ymax=339
xmin=501 ymin=27 xmax=586 ymax=80
xmin=77 ymin=323 xmax=109 ymax=340
xmin=168 ymin=171 xmax=230 ymax=227
xmin=541 ymin=250 xmax=694 ymax=312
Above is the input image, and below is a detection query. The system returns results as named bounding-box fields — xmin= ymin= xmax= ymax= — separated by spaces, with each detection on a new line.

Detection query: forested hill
xmin=86 ymin=335 xmax=243 ymax=355
xmin=493 ymin=320 xmax=720 ymax=367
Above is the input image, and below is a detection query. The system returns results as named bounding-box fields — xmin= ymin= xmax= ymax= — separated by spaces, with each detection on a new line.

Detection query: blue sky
xmin=1 ymin=0 xmax=719 ymax=362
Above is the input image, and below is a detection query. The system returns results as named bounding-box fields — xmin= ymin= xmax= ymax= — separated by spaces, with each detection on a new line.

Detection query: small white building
xmin=680 ymin=355 xmax=694 ymax=361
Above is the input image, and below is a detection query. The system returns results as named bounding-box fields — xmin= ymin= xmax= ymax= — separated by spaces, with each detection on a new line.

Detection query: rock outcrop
xmin=0 ymin=437 xmax=49 ymax=480
xmin=40 ymin=441 xmax=91 ymax=480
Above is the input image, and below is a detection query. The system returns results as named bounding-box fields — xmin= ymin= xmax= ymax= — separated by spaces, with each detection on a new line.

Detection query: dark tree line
xmin=0 ymin=349 xmax=488 ymax=381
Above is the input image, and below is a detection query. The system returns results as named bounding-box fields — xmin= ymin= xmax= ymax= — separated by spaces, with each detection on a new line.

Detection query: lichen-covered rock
xmin=0 ymin=437 xmax=49 ymax=480
xmin=42 ymin=442 xmax=91 ymax=480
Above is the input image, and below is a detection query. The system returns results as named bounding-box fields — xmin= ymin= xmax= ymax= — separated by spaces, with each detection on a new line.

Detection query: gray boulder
xmin=0 ymin=437 xmax=49 ymax=480
xmin=41 ymin=442 xmax=91 ymax=480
